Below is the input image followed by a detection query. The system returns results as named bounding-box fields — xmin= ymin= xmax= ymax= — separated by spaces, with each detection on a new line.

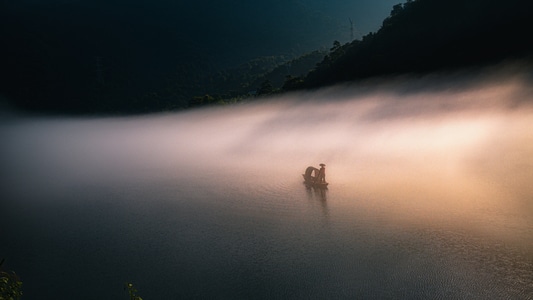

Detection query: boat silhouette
xmin=302 ymin=163 xmax=328 ymax=188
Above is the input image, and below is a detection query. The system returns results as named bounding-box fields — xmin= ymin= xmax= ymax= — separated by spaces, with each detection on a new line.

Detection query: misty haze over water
xmin=1 ymin=67 xmax=533 ymax=299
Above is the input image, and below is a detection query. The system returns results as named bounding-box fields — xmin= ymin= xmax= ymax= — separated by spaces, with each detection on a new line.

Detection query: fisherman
xmin=316 ymin=163 xmax=326 ymax=184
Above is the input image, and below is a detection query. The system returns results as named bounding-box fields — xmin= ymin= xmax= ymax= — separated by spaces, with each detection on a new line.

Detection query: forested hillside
xmin=297 ymin=0 xmax=533 ymax=89
xmin=0 ymin=0 xmax=341 ymax=114
xmin=187 ymin=50 xmax=327 ymax=107
xmin=1 ymin=0 xmax=531 ymax=114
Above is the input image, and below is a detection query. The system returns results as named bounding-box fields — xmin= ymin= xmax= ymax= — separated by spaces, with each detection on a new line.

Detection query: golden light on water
xmin=200 ymin=74 xmax=532 ymax=249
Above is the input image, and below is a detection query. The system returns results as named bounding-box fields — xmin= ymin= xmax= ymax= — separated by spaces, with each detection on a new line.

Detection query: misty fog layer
xmin=3 ymin=69 xmax=532 ymax=201
xmin=1 ymin=68 xmax=533 ymax=298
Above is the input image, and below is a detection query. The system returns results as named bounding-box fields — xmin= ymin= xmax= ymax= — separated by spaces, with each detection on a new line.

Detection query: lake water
xmin=1 ymin=72 xmax=533 ymax=299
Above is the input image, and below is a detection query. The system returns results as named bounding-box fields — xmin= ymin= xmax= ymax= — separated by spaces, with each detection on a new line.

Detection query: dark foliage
xmin=186 ymin=51 xmax=325 ymax=108
xmin=0 ymin=1 xmax=337 ymax=114
xmin=0 ymin=259 xmax=23 ymax=300
xmin=301 ymin=0 xmax=533 ymax=89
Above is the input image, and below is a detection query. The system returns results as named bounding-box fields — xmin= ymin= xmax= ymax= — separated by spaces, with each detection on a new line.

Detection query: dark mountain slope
xmin=300 ymin=0 xmax=533 ymax=89
xmin=0 ymin=0 xmax=342 ymax=114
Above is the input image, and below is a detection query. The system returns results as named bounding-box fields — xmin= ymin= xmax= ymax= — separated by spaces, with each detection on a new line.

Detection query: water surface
xmin=1 ymin=72 xmax=533 ymax=299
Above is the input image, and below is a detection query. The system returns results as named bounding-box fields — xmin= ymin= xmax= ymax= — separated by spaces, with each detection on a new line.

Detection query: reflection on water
xmin=1 ymin=69 xmax=533 ymax=299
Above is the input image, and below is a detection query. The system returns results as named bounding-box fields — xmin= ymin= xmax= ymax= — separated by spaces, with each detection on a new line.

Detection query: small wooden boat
xmin=302 ymin=164 xmax=328 ymax=188
xmin=303 ymin=178 xmax=329 ymax=188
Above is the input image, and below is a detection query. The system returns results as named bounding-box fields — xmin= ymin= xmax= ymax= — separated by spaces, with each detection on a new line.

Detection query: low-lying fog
xmin=3 ymin=66 xmax=532 ymax=215
xmin=1 ymin=64 xmax=532 ymax=299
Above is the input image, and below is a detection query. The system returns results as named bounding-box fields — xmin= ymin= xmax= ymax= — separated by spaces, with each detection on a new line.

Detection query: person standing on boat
xmin=316 ymin=163 xmax=326 ymax=184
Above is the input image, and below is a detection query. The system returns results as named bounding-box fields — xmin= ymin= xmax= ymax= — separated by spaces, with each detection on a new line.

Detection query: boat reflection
xmin=305 ymin=184 xmax=328 ymax=202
